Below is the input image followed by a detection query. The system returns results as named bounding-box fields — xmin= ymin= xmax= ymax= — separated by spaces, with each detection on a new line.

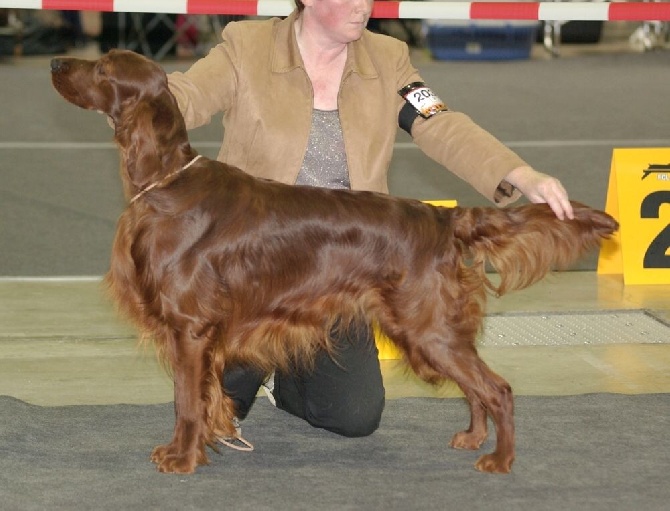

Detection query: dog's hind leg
xmin=405 ymin=331 xmax=515 ymax=473
xmin=388 ymin=279 xmax=515 ymax=474
xmin=445 ymin=346 xmax=515 ymax=473
xmin=449 ymin=389 xmax=488 ymax=451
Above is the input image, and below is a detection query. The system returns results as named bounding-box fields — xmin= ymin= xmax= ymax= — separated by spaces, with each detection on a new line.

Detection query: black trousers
xmin=223 ymin=322 xmax=385 ymax=437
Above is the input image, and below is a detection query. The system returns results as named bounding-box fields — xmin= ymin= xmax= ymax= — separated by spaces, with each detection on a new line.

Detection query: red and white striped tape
xmin=1 ymin=0 xmax=669 ymax=21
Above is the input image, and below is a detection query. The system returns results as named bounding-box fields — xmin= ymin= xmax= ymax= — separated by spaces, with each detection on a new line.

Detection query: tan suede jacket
xmin=167 ymin=10 xmax=524 ymax=205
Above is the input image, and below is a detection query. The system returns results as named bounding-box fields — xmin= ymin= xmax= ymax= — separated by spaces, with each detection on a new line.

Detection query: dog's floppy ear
xmin=150 ymin=89 xmax=190 ymax=148
xmin=117 ymin=99 xmax=164 ymax=193
xmin=115 ymin=85 xmax=190 ymax=199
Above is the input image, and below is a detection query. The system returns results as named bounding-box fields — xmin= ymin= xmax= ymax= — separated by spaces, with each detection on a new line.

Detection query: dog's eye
xmin=95 ymin=63 xmax=107 ymax=77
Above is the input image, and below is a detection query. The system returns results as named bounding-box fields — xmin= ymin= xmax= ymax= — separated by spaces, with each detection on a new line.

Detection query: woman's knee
xmin=306 ymin=392 xmax=385 ymax=438
xmin=337 ymin=401 xmax=385 ymax=438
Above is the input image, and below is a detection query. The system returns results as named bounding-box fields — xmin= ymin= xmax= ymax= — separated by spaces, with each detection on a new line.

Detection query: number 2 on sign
xmin=642 ymin=191 xmax=670 ymax=268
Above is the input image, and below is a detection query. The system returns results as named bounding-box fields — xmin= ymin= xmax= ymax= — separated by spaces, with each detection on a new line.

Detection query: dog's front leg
xmin=151 ymin=329 xmax=210 ymax=474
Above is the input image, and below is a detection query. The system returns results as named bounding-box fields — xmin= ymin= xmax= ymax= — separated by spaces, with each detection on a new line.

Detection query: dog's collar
xmin=130 ymin=154 xmax=204 ymax=204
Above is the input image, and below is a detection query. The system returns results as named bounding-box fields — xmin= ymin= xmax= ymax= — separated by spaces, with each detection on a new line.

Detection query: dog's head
xmin=51 ymin=50 xmax=193 ymax=200
xmin=50 ymin=49 xmax=169 ymax=123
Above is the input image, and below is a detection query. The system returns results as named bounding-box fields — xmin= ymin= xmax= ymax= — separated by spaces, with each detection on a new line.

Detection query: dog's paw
xmin=474 ymin=453 xmax=514 ymax=474
xmin=449 ymin=430 xmax=487 ymax=450
xmin=155 ymin=454 xmax=199 ymax=474
xmin=150 ymin=443 xmax=176 ymax=464
xmin=151 ymin=442 xmax=209 ymax=473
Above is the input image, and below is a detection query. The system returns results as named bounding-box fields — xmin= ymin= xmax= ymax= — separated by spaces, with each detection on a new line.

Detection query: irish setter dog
xmin=51 ymin=50 xmax=617 ymax=475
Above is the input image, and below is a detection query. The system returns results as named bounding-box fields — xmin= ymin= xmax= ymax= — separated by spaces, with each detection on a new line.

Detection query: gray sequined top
xmin=295 ymin=109 xmax=350 ymax=189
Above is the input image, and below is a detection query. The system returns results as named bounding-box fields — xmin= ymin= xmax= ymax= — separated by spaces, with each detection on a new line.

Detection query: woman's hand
xmin=504 ymin=166 xmax=574 ymax=220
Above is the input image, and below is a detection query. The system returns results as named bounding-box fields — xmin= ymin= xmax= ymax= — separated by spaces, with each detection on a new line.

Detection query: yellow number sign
xmin=598 ymin=148 xmax=670 ymax=285
xmin=375 ymin=199 xmax=457 ymax=360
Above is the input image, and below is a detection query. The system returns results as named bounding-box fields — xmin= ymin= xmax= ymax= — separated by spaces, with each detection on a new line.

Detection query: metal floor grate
xmin=479 ymin=311 xmax=670 ymax=347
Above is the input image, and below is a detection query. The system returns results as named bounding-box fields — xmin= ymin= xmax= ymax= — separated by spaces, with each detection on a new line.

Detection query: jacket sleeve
xmin=166 ymin=23 xmax=241 ymax=130
xmin=393 ymin=44 xmax=524 ymax=207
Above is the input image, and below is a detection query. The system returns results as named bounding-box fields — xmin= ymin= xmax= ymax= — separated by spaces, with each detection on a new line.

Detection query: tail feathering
xmin=450 ymin=201 xmax=618 ymax=296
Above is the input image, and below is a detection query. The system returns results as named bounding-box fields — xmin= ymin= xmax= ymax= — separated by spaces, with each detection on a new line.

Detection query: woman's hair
xmin=295 ymin=0 xmax=305 ymax=12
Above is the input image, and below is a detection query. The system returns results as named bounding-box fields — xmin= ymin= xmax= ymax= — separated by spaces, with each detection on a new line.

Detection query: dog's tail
xmin=448 ymin=201 xmax=618 ymax=296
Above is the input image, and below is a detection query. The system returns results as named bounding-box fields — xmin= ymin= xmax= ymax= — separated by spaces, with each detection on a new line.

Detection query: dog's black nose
xmin=50 ymin=58 xmax=67 ymax=73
